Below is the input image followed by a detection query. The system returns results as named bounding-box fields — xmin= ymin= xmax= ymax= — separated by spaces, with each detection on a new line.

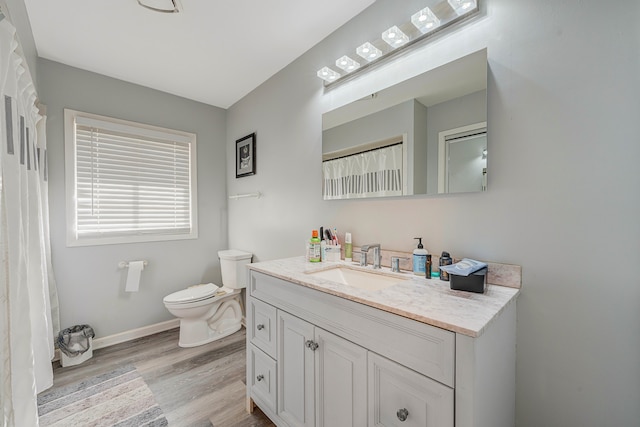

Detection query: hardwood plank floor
xmin=45 ymin=327 xmax=275 ymax=427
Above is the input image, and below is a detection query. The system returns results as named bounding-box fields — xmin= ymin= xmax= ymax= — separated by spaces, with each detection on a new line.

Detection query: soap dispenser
xmin=412 ymin=238 xmax=428 ymax=276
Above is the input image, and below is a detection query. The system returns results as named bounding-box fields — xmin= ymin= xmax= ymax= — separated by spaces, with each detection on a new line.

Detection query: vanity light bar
xmin=382 ymin=26 xmax=409 ymax=48
xmin=316 ymin=1 xmax=479 ymax=85
xmin=335 ymin=55 xmax=361 ymax=72
xmin=447 ymin=0 xmax=477 ymax=16
xmin=411 ymin=7 xmax=441 ymax=33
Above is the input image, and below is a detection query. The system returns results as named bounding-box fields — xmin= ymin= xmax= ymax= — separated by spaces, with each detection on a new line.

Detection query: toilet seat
xmin=163 ymin=283 xmax=238 ymax=305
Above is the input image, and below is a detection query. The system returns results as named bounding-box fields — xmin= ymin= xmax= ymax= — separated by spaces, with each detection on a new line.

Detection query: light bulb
xmin=335 ymin=56 xmax=360 ymax=73
xmin=382 ymin=26 xmax=409 ymax=48
xmin=317 ymin=67 xmax=341 ymax=82
xmin=356 ymin=42 xmax=382 ymax=62
xmin=411 ymin=7 xmax=441 ymax=34
xmin=448 ymin=0 xmax=477 ymax=16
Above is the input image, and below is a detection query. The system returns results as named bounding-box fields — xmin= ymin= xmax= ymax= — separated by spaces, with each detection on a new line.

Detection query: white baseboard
xmin=54 ymin=318 xmax=180 ymax=362
xmin=93 ymin=318 xmax=180 ymax=350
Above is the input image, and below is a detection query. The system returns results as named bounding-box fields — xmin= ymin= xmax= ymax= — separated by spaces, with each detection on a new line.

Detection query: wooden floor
xmin=46 ymin=327 xmax=275 ymax=427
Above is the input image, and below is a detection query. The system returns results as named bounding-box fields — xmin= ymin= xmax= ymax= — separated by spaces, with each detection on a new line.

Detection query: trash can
xmin=57 ymin=325 xmax=95 ymax=367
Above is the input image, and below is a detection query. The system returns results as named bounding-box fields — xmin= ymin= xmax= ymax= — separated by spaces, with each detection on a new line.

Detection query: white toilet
xmin=163 ymin=249 xmax=253 ymax=347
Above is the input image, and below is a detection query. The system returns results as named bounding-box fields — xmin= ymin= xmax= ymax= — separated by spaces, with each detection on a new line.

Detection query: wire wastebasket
xmin=57 ymin=324 xmax=95 ymax=367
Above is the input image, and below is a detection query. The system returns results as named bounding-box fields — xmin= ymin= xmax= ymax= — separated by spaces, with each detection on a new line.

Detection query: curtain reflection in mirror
xmin=323 ymin=144 xmax=404 ymax=200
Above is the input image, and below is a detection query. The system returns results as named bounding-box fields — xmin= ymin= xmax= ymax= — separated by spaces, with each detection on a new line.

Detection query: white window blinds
xmin=65 ymin=110 xmax=198 ymax=246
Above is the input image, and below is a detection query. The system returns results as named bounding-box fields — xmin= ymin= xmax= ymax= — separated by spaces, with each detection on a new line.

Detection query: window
xmin=64 ymin=109 xmax=198 ymax=246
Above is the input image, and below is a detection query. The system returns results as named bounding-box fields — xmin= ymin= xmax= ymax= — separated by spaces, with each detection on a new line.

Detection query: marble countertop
xmin=248 ymin=256 xmax=519 ymax=338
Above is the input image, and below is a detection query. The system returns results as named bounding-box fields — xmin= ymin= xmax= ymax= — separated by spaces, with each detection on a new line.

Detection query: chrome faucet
xmin=360 ymin=244 xmax=381 ymax=269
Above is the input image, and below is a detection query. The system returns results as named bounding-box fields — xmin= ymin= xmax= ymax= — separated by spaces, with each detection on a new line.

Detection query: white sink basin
xmin=306 ymin=267 xmax=408 ymax=291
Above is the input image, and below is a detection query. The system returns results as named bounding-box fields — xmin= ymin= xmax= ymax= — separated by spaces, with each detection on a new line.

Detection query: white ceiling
xmin=23 ymin=0 xmax=375 ymax=108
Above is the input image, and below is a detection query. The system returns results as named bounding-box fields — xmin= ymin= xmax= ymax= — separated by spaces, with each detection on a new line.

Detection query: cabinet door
xmin=369 ymin=353 xmax=454 ymax=427
xmin=277 ymin=311 xmax=315 ymax=427
xmin=315 ymin=328 xmax=367 ymax=427
xmin=249 ymin=344 xmax=277 ymax=414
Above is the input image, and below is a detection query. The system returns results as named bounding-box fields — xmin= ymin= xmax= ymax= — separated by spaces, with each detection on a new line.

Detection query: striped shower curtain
xmin=1 ymin=6 xmax=59 ymax=427
xmin=323 ymin=143 xmax=403 ymax=199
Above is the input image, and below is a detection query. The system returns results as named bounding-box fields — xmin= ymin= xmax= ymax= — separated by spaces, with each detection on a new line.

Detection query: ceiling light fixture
xmin=381 ymin=26 xmax=409 ymax=48
xmin=316 ymin=1 xmax=479 ymax=86
xmin=411 ymin=7 xmax=441 ymax=33
xmin=137 ymin=0 xmax=181 ymax=13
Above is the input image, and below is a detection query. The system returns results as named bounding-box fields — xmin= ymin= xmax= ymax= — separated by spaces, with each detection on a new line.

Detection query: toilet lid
xmin=163 ymin=283 xmax=222 ymax=304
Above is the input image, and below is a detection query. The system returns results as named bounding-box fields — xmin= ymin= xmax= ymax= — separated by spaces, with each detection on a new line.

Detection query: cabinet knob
xmin=256 ymin=374 xmax=264 ymax=382
xmin=305 ymin=340 xmax=319 ymax=351
xmin=397 ymin=408 xmax=409 ymax=422
xmin=256 ymin=324 xmax=265 ymax=330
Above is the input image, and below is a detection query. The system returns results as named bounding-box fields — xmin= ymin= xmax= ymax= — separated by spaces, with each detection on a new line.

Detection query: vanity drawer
xmin=248 ymin=297 xmax=277 ymax=358
xmin=368 ymin=352 xmax=454 ymax=427
xmin=250 ymin=270 xmax=455 ymax=387
xmin=249 ymin=344 xmax=277 ymax=414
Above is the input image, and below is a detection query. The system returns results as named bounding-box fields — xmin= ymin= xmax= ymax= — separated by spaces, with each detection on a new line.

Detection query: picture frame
xmin=236 ymin=132 xmax=256 ymax=178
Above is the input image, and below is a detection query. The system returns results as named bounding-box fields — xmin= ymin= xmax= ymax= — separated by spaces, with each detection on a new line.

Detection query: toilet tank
xmin=218 ymin=249 xmax=253 ymax=289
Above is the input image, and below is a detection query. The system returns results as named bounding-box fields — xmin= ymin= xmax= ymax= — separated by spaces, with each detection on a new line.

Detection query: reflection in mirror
xmin=322 ymin=48 xmax=487 ymax=200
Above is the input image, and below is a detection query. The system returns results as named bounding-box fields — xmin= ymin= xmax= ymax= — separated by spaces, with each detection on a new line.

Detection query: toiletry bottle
xmin=344 ymin=232 xmax=353 ymax=262
xmin=426 ymin=254 xmax=432 ymax=278
xmin=439 ymin=251 xmax=452 ymax=281
xmin=309 ymin=230 xmax=321 ymax=263
xmin=320 ymin=238 xmax=327 ymax=262
xmin=412 ymin=238 xmax=428 ymax=276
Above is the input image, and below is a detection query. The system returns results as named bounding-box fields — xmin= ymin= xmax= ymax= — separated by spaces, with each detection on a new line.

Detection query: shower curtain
xmin=1 ymin=6 xmax=59 ymax=427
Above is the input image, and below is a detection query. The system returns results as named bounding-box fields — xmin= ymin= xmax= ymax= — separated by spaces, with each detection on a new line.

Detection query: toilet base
xmin=177 ymin=296 xmax=243 ymax=348
xmin=178 ymin=321 xmax=242 ymax=348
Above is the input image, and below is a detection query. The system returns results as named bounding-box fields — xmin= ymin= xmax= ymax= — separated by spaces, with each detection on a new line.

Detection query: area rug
xmin=37 ymin=364 xmax=168 ymax=426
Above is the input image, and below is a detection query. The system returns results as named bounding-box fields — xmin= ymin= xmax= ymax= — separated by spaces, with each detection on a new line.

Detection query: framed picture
xmin=236 ymin=132 xmax=256 ymax=178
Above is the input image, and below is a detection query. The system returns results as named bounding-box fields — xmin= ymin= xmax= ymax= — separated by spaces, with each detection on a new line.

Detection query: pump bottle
xmin=412 ymin=238 xmax=428 ymax=276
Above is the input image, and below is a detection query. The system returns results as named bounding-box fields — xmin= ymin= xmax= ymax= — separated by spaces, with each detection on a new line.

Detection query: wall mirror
xmin=322 ymin=48 xmax=487 ymax=200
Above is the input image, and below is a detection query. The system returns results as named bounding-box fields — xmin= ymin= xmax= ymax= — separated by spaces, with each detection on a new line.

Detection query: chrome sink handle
xmin=391 ymin=256 xmax=409 ymax=273
xmin=353 ymin=250 xmax=367 ymax=267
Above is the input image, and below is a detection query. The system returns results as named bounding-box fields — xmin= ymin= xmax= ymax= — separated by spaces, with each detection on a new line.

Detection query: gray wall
xmin=39 ymin=59 xmax=228 ymax=337
xmin=227 ymin=1 xmax=640 ymax=426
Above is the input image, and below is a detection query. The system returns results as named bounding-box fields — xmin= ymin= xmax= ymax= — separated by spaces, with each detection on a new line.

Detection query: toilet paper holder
xmin=118 ymin=260 xmax=149 ymax=269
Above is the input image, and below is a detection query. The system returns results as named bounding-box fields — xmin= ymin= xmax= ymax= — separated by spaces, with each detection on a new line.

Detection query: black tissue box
xmin=450 ymin=267 xmax=487 ymax=293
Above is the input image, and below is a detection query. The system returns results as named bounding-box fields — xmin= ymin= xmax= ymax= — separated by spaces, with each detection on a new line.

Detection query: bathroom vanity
xmin=245 ymin=257 xmax=519 ymax=427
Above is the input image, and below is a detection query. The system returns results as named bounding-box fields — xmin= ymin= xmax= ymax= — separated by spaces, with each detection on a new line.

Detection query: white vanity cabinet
xmin=277 ymin=311 xmax=368 ymax=427
xmin=246 ymin=268 xmax=516 ymax=427
xmin=368 ymin=352 xmax=453 ymax=427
